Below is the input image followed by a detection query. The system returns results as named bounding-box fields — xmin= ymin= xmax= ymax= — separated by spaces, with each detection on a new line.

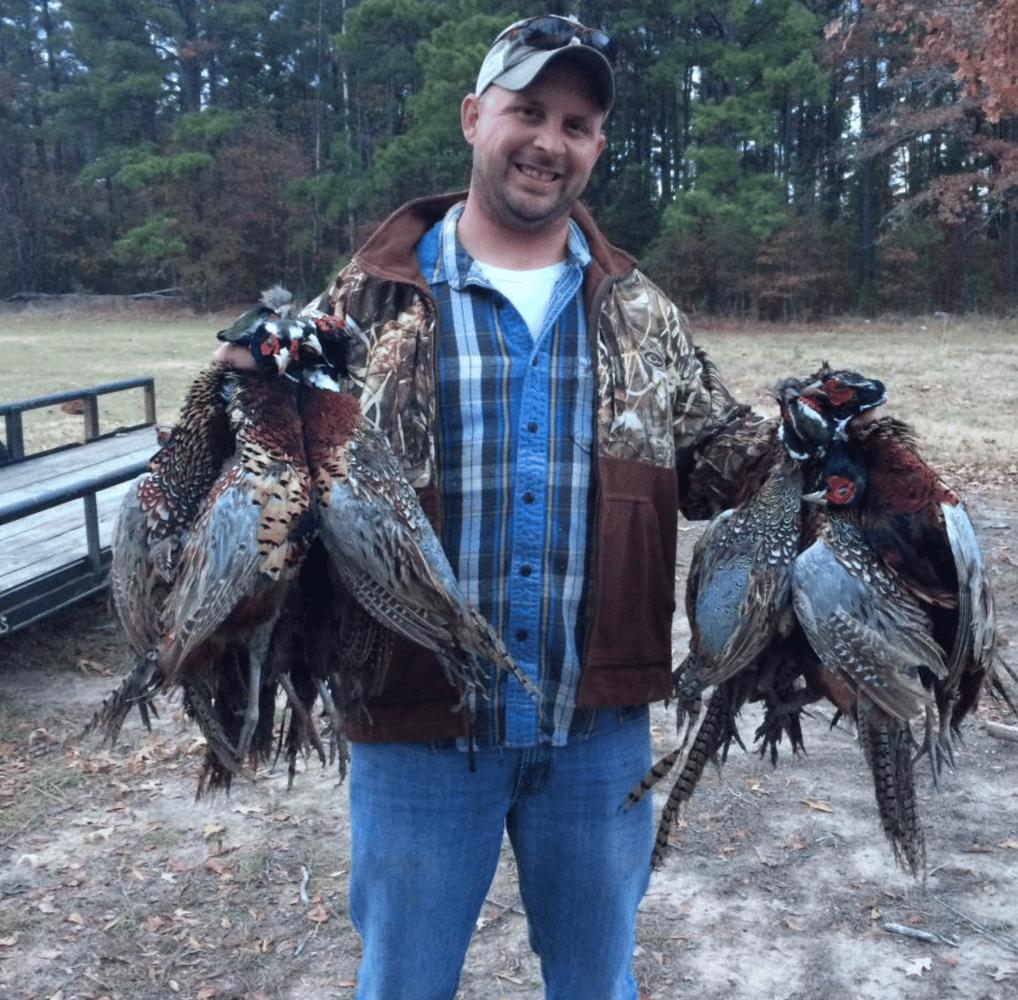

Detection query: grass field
xmin=1 ymin=305 xmax=1015 ymax=473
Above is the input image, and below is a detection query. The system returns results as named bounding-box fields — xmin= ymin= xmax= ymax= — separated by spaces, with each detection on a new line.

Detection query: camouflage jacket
xmin=305 ymin=191 xmax=776 ymax=742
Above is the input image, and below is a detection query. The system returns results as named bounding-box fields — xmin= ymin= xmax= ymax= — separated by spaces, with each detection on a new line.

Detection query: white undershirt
xmin=479 ymin=260 xmax=567 ymax=341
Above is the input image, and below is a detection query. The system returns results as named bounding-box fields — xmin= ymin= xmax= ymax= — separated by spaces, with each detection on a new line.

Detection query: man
xmin=222 ymin=14 xmax=773 ymax=999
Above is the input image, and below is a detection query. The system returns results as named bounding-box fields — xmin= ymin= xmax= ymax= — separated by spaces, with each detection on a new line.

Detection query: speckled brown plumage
xmin=300 ymin=384 xmax=538 ymax=712
xmin=92 ymin=369 xmax=317 ymax=791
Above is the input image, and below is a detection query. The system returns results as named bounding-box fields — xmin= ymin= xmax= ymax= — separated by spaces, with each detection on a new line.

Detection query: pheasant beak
xmin=802 ymin=489 xmax=828 ymax=505
xmin=272 ymin=348 xmax=291 ymax=373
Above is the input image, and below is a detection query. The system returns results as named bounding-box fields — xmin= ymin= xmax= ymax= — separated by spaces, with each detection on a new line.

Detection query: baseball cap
xmin=475 ymin=15 xmax=616 ymax=112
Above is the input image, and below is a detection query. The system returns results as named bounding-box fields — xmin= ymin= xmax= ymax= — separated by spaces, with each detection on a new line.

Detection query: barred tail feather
xmin=622 ymin=747 xmax=682 ymax=812
xmin=652 ymin=683 xmax=741 ymax=867
xmin=857 ymin=696 xmax=925 ymax=874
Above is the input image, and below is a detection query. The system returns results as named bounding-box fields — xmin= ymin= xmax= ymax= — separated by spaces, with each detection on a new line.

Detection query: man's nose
xmin=531 ymin=119 xmax=565 ymax=155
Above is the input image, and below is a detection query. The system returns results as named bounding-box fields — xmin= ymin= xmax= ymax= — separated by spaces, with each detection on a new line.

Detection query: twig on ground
xmin=883 ymin=922 xmax=958 ymax=946
xmin=934 ymin=897 xmax=1018 ymax=955
xmin=299 ymin=863 xmax=310 ymax=906
xmin=985 ymin=721 xmax=1018 ymax=743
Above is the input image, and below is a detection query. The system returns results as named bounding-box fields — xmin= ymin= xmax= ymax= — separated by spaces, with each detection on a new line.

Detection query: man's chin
xmin=502 ymin=193 xmax=572 ymax=230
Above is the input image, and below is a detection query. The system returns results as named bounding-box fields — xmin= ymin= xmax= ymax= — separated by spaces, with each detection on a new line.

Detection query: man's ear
xmin=461 ymin=93 xmax=481 ymax=145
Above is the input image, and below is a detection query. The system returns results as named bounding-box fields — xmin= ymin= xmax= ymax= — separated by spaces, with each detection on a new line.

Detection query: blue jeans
xmin=348 ymin=709 xmax=654 ymax=1000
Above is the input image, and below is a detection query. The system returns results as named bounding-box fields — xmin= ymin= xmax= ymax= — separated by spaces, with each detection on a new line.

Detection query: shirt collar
xmin=435 ymin=201 xmax=592 ymax=292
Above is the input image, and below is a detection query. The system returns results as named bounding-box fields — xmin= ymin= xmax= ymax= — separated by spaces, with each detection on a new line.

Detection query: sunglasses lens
xmin=522 ymin=17 xmax=578 ymax=48
xmin=585 ymin=30 xmax=617 ymax=65
xmin=507 ymin=16 xmax=616 ymax=68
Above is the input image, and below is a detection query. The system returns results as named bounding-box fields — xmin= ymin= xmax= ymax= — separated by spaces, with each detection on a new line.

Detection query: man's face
xmin=461 ymin=60 xmax=607 ymax=234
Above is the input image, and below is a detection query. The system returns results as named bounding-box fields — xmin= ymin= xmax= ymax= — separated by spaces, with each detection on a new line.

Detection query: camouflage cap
xmin=475 ymin=15 xmax=615 ymax=112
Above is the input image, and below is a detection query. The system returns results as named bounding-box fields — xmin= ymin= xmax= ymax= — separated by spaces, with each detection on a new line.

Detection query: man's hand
xmin=214 ymin=342 xmax=258 ymax=371
xmin=850 ymin=404 xmax=886 ymax=429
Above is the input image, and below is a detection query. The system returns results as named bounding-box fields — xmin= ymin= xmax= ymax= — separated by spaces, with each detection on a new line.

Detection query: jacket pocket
xmin=587 ymin=461 xmax=678 ymax=668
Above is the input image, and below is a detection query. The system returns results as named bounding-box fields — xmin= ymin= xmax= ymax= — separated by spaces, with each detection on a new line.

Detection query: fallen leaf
xmin=0 ymin=934 xmax=18 ymax=947
xmin=307 ymin=904 xmax=329 ymax=924
xmin=205 ymin=858 xmax=232 ymax=878
xmin=802 ymin=797 xmax=834 ymax=813
xmin=904 ymin=957 xmax=932 ymax=977
xmin=196 ymin=988 xmax=217 ymax=999
xmin=989 ymin=966 xmax=1016 ymax=982
xmin=784 ymin=918 xmax=805 ymax=932
xmin=67 ymin=911 xmax=85 ymax=927
xmin=998 ymin=839 xmax=1018 ymax=850
xmin=203 ymin=823 xmax=226 ymax=839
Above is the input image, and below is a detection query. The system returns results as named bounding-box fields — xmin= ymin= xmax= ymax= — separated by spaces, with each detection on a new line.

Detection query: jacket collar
xmin=352 ymin=191 xmax=635 ymax=293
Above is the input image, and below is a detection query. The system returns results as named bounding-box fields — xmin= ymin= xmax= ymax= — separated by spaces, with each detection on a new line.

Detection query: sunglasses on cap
xmin=497 ymin=15 xmax=618 ymax=70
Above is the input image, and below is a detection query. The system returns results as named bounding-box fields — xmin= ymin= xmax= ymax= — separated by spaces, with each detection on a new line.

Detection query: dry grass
xmin=1 ymin=305 xmax=1014 ymax=472
xmin=0 ymin=305 xmax=233 ymax=455
xmin=694 ymin=314 xmax=1018 ymax=473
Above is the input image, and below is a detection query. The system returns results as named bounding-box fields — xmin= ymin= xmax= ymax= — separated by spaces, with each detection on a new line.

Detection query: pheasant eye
xmin=827 ymin=475 xmax=854 ymax=503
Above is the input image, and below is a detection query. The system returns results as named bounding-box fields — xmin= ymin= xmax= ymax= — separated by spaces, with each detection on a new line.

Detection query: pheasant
xmin=635 ymin=367 xmax=958 ymax=870
xmin=299 ymin=373 xmax=541 ymax=715
xmin=847 ymin=416 xmax=997 ymax=780
xmin=93 ymin=290 xmax=534 ymax=791
xmin=794 ymin=440 xmax=947 ymax=872
xmin=217 ymin=284 xmax=347 ymax=381
xmin=791 ymin=392 xmax=996 ymax=870
xmin=808 ymin=365 xmax=887 ymax=433
xmin=624 ymin=377 xmax=837 ymax=860
xmin=91 ymin=351 xmax=317 ymax=790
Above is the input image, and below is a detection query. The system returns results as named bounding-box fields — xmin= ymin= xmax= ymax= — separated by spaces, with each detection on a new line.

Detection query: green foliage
xmin=114 ymin=213 xmax=187 ymax=266
xmin=368 ymin=8 xmax=506 ymax=204
xmin=594 ymin=163 xmax=663 ymax=255
xmin=172 ymin=110 xmax=250 ymax=147
xmin=0 ymin=0 xmax=1015 ymax=312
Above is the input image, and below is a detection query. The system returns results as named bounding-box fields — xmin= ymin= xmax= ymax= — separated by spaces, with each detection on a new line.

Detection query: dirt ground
xmin=1 ymin=457 xmax=1016 ymax=996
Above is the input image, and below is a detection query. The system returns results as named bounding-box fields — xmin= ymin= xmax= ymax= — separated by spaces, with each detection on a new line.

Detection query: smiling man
xmin=273 ymin=14 xmax=776 ymax=1000
xmin=458 ymin=54 xmax=608 ymax=261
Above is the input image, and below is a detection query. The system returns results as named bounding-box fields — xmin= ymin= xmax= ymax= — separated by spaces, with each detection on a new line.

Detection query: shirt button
xmin=520 ymin=565 xmax=532 ymax=577
xmin=527 ymin=421 xmax=538 ymax=433
xmin=516 ymin=628 xmax=529 ymax=642
xmin=523 ymin=491 xmax=535 ymax=504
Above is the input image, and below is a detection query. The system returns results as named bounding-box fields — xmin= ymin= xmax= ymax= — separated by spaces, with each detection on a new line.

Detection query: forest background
xmin=2 ymin=0 xmax=1017 ymax=318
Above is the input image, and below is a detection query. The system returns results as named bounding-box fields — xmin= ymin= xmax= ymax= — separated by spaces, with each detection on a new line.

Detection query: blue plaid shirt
xmin=417 ymin=203 xmax=597 ymax=747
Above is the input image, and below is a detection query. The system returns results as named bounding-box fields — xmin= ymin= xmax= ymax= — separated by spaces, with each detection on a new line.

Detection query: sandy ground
xmin=0 ymin=485 xmax=1016 ymax=1000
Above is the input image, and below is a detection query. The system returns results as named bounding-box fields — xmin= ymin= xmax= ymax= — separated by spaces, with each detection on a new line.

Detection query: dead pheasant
xmin=299 ymin=376 xmax=540 ymax=713
xmin=92 ymin=289 xmax=533 ymax=791
xmin=91 ymin=356 xmax=317 ymax=790
xmin=793 ymin=442 xmax=947 ymax=872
